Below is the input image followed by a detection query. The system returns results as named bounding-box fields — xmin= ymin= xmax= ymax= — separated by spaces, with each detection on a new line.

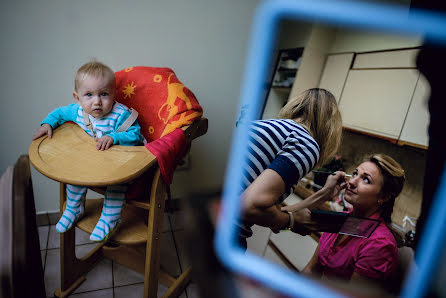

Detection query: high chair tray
xmin=29 ymin=122 xmax=156 ymax=186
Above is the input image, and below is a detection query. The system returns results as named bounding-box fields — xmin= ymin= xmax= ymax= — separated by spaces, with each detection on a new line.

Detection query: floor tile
xmin=162 ymin=213 xmax=171 ymax=232
xmin=75 ymin=227 xmax=95 ymax=246
xmin=186 ymin=283 xmax=200 ymax=298
xmin=114 ymin=283 xmax=144 ymax=298
xmin=71 ymin=288 xmax=113 ymax=297
xmin=39 ymin=225 xmax=49 ymax=250
xmin=73 ymin=244 xmax=113 ymax=294
xmin=44 ymin=248 xmax=61 ymax=297
xmin=47 ymin=225 xmax=95 ymax=249
xmin=41 ymin=250 xmax=46 ymax=272
xmin=44 ymin=244 xmax=113 ymax=296
xmin=169 ymin=210 xmax=186 ymax=232
xmin=173 ymin=230 xmax=191 ymax=271
xmin=75 ymin=242 xmax=102 ymax=259
xmin=113 ymin=261 xmax=144 ymax=287
xmin=47 ymin=225 xmax=60 ymax=249
xmin=160 ymin=231 xmax=181 ymax=277
xmin=114 ymin=283 xmax=171 ymax=298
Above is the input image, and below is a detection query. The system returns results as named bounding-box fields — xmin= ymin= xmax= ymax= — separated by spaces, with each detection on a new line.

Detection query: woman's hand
xmin=282 ymin=172 xmax=347 ymax=215
xmin=95 ymin=136 xmax=114 ymax=150
xmin=281 ymin=173 xmax=349 ymax=235
xmin=322 ymin=171 xmax=348 ymax=199
xmin=32 ymin=123 xmax=53 ymax=140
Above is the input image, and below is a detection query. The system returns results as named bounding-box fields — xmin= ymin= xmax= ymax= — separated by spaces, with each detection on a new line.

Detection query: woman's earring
xmin=377 ymin=199 xmax=383 ymax=205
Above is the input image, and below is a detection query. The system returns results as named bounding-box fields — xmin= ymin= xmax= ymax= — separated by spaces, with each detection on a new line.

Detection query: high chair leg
xmin=161 ymin=267 xmax=192 ymax=298
xmin=143 ymin=170 xmax=166 ymax=298
xmin=54 ymin=183 xmax=105 ymax=298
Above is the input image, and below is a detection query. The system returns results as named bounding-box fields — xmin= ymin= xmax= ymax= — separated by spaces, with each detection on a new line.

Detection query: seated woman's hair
xmin=365 ymin=154 xmax=405 ymax=223
xmin=279 ymin=88 xmax=342 ymax=167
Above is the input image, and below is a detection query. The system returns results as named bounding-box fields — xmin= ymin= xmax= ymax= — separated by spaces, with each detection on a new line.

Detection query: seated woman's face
xmin=344 ymin=161 xmax=384 ymax=212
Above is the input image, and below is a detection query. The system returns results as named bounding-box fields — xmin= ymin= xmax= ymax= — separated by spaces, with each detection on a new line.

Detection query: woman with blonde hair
xmin=302 ymin=154 xmax=405 ymax=290
xmin=239 ymin=88 xmax=343 ymax=248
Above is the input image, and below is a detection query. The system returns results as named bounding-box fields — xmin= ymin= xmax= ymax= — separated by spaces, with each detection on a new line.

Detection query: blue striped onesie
xmin=42 ymin=102 xmax=144 ymax=241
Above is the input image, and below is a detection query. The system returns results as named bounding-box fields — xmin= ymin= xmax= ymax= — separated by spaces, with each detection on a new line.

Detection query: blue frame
xmin=215 ymin=0 xmax=446 ymax=297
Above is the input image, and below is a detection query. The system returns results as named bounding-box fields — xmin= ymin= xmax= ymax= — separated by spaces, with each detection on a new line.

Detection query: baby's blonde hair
xmin=74 ymin=61 xmax=115 ymax=92
xmin=279 ymin=88 xmax=342 ymax=167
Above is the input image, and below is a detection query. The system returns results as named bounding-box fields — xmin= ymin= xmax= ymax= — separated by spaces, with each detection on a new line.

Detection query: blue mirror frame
xmin=215 ymin=0 xmax=446 ymax=297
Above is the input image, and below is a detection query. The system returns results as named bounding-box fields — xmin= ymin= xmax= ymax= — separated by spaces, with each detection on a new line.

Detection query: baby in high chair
xmin=32 ymin=61 xmax=145 ymax=242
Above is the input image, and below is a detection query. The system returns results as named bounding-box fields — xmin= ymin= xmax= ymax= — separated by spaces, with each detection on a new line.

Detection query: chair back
xmin=390 ymin=246 xmax=416 ymax=294
xmin=0 ymin=155 xmax=45 ymax=298
xmin=115 ymin=66 xmax=203 ymax=143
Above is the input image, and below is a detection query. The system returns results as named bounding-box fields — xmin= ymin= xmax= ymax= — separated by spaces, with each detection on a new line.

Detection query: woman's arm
xmin=242 ymin=170 xmax=347 ymax=233
xmin=241 ymin=169 xmax=290 ymax=232
xmin=302 ymin=243 xmax=323 ymax=278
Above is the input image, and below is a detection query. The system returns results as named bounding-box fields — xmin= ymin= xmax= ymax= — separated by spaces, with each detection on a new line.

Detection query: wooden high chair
xmin=29 ymin=66 xmax=208 ymax=298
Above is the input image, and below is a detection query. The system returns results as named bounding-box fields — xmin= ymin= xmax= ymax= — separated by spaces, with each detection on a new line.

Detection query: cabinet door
xmin=319 ymin=53 xmax=354 ymax=104
xmin=399 ymin=74 xmax=430 ymax=148
xmin=339 ymin=69 xmax=419 ymax=139
xmin=353 ymin=49 xmax=419 ymax=69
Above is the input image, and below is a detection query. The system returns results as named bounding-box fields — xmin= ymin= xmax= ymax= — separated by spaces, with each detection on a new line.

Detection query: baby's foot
xmin=90 ymin=215 xmax=121 ymax=242
xmin=56 ymin=204 xmax=85 ymax=233
xmin=90 ymin=186 xmax=126 ymax=242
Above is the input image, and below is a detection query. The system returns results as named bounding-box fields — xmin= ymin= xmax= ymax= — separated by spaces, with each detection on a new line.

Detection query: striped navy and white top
xmin=41 ymin=102 xmax=144 ymax=146
xmin=242 ymin=119 xmax=320 ymax=203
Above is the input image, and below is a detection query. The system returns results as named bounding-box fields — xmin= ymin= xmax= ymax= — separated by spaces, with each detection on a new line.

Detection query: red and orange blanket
xmin=115 ymin=66 xmax=203 ymax=186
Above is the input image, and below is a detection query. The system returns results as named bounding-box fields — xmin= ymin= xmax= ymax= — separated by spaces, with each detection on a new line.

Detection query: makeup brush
xmin=312 ymin=170 xmax=352 ymax=178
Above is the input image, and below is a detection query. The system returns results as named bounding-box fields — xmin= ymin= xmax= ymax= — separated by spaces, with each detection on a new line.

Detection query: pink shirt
xmin=318 ymin=212 xmax=398 ymax=282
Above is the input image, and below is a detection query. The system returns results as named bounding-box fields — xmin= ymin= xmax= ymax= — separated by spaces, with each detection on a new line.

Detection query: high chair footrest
xmin=74 ymin=198 xmax=149 ymax=245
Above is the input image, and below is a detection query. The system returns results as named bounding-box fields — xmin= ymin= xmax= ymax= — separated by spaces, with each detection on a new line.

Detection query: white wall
xmin=0 ymin=0 xmax=260 ymax=212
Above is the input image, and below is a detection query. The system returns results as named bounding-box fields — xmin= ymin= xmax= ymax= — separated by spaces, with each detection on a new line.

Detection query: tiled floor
xmin=38 ymin=211 xmax=199 ymax=298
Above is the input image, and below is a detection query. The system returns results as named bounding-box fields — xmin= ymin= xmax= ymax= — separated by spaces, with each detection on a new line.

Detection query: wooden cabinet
xmin=319 ymin=53 xmax=354 ymax=104
xmin=353 ymin=49 xmax=418 ymax=69
xmin=398 ymin=74 xmax=430 ymax=148
xmin=339 ymin=69 xmax=419 ymax=139
xmin=318 ymin=49 xmax=430 ymax=149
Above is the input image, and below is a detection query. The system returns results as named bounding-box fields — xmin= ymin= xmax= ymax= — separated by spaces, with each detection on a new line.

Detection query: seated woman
xmin=302 ymin=154 xmax=405 ymax=290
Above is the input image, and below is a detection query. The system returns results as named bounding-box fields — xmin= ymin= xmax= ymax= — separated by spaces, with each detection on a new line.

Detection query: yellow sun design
xmin=125 ymin=67 xmax=134 ymax=72
xmin=153 ymin=74 xmax=162 ymax=83
xmin=148 ymin=126 xmax=154 ymax=134
xmin=122 ymin=81 xmax=136 ymax=99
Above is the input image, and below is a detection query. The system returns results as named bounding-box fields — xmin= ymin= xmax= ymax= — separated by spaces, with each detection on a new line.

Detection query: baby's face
xmin=74 ymin=74 xmax=115 ymax=118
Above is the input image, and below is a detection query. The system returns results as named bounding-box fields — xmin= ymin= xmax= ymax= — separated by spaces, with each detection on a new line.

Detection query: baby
xmin=33 ymin=61 xmax=144 ymax=242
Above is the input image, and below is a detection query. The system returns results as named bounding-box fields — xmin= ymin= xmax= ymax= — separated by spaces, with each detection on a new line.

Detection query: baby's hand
xmin=32 ymin=124 xmax=53 ymax=140
xmin=95 ymin=136 xmax=114 ymax=151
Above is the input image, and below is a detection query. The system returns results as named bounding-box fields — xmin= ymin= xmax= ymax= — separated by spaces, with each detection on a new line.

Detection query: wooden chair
xmin=0 ymin=155 xmax=46 ymax=298
xmin=29 ymin=66 xmax=208 ymax=298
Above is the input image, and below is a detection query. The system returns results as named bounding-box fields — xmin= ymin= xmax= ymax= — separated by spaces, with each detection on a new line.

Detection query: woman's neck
xmin=352 ymin=206 xmax=380 ymax=218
